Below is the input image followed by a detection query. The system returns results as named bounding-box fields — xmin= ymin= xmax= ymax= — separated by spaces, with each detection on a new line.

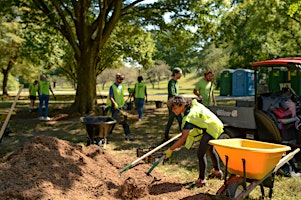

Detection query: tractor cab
xmin=252 ymin=58 xmax=301 ymax=144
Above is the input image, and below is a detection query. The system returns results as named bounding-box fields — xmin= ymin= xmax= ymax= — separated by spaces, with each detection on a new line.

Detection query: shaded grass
xmin=1 ymin=73 xmax=300 ymax=199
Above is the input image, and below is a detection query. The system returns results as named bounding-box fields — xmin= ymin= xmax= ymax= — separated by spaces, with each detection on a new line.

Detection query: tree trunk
xmin=2 ymin=70 xmax=9 ymax=96
xmin=2 ymin=60 xmax=14 ymax=96
xmin=74 ymin=52 xmax=97 ymax=114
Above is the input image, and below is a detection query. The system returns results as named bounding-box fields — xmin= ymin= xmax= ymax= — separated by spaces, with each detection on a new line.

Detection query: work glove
xmin=113 ymin=103 xmax=118 ymax=109
xmin=164 ymin=148 xmax=173 ymax=159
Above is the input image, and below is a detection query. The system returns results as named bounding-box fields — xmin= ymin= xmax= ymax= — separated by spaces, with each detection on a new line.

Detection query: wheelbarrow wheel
xmin=225 ymin=176 xmax=245 ymax=198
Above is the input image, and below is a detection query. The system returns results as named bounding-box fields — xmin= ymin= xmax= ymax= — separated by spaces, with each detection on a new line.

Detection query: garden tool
xmin=0 ymin=85 xmax=23 ymax=142
xmin=119 ymin=133 xmax=182 ymax=175
xmin=146 ymin=155 xmax=165 ymax=176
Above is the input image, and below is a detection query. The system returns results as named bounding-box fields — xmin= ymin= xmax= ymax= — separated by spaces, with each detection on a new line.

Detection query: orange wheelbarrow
xmin=209 ymin=139 xmax=300 ymax=199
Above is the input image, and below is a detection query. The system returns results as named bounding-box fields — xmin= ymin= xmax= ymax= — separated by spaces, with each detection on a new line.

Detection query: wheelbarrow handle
xmin=273 ymin=148 xmax=300 ymax=173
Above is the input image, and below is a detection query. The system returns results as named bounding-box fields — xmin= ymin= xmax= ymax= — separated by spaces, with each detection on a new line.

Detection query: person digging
xmin=164 ymin=95 xmax=224 ymax=188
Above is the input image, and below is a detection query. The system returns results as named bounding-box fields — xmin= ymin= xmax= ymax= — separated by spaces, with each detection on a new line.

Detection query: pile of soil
xmin=0 ymin=135 xmax=215 ymax=200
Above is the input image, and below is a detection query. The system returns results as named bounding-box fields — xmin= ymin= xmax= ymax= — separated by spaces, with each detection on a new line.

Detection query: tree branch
xmin=50 ymin=0 xmax=80 ymax=60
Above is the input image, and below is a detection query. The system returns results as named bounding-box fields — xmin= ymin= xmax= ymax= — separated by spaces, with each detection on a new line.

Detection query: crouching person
xmin=164 ymin=95 xmax=224 ymax=187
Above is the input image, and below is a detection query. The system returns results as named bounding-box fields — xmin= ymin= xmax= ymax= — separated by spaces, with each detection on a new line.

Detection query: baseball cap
xmin=116 ymin=73 xmax=125 ymax=80
xmin=172 ymin=67 xmax=182 ymax=76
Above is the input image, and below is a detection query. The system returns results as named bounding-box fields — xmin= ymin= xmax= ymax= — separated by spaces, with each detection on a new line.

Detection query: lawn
xmin=0 ymin=73 xmax=300 ymax=199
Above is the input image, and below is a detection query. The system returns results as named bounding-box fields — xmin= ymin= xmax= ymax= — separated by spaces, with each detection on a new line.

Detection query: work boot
xmin=208 ymin=169 xmax=223 ymax=179
xmin=125 ymin=134 xmax=134 ymax=141
xmin=195 ymin=179 xmax=206 ymax=188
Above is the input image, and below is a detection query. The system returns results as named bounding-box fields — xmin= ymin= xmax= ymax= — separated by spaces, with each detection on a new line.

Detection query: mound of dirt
xmin=0 ymin=135 xmax=215 ymax=200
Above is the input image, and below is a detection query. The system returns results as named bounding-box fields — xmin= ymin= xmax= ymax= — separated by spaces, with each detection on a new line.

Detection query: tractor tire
xmin=224 ymin=176 xmax=245 ymax=198
xmin=219 ymin=127 xmax=242 ymax=139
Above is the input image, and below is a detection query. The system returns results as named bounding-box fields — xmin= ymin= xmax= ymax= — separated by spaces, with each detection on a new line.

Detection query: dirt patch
xmin=0 ymin=135 xmax=216 ymax=199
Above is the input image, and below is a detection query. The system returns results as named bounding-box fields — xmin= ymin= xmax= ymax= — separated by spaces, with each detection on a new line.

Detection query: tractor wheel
xmin=225 ymin=177 xmax=245 ymax=198
xmin=219 ymin=127 xmax=242 ymax=139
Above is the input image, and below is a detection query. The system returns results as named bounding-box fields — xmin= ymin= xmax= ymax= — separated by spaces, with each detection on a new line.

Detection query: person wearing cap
xmin=164 ymin=96 xmax=223 ymax=188
xmin=193 ymin=71 xmax=217 ymax=107
xmin=38 ymin=74 xmax=55 ymax=121
xmin=106 ymin=73 xmax=134 ymax=141
xmin=133 ymin=75 xmax=147 ymax=121
xmin=163 ymin=67 xmax=183 ymax=142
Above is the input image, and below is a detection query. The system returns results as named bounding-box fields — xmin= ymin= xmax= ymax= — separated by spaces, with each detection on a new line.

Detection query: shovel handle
xmin=119 ymin=164 xmax=132 ymax=175
xmin=146 ymin=155 xmax=166 ymax=176
xmin=119 ymin=133 xmax=182 ymax=175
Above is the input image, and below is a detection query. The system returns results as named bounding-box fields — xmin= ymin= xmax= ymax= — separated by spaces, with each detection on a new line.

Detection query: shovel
xmin=119 ymin=133 xmax=182 ymax=175
xmin=146 ymin=155 xmax=166 ymax=176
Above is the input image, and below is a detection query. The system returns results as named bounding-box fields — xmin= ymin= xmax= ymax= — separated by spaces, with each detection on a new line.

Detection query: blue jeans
xmin=164 ymin=107 xmax=182 ymax=139
xmin=135 ymin=98 xmax=145 ymax=119
xmin=38 ymin=94 xmax=50 ymax=117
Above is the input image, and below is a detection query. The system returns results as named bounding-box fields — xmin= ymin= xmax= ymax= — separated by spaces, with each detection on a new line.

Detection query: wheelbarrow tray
xmin=80 ymin=116 xmax=116 ymax=139
xmin=209 ymin=139 xmax=291 ymax=180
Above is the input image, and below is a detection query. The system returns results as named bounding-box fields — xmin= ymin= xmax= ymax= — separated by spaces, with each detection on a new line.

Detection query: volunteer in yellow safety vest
xmin=133 ymin=75 xmax=147 ymax=121
xmin=106 ymin=73 xmax=134 ymax=141
xmin=164 ymin=96 xmax=224 ymax=188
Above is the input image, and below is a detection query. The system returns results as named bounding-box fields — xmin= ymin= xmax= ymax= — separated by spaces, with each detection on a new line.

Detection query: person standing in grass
xmin=193 ymin=71 xmax=217 ymax=107
xmin=28 ymin=80 xmax=39 ymax=112
xmin=164 ymin=96 xmax=224 ymax=188
xmin=163 ymin=67 xmax=183 ymax=142
xmin=133 ymin=75 xmax=147 ymax=121
xmin=38 ymin=74 xmax=55 ymax=121
xmin=107 ymin=73 xmax=134 ymax=141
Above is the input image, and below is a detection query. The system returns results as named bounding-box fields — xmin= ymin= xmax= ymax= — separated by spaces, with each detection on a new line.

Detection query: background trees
xmin=217 ymin=0 xmax=301 ymax=68
xmin=1 ymin=0 xmax=301 ymax=112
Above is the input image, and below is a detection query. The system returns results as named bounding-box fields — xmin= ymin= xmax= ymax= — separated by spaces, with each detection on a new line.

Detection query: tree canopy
xmin=1 ymin=0 xmax=301 ymax=113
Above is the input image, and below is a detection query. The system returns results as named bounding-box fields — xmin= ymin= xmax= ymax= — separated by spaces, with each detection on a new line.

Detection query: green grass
xmin=97 ymin=73 xmax=202 ymax=98
xmin=2 ymin=73 xmax=301 ymax=199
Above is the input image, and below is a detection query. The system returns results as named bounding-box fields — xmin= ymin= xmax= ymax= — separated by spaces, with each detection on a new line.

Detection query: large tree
xmin=17 ymin=0 xmax=221 ymax=113
xmin=18 ymin=1 xmax=158 ymax=113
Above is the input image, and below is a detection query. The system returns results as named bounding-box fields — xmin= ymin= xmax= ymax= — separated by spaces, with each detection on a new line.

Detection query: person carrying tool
xmin=193 ymin=70 xmax=217 ymax=107
xmin=133 ymin=75 xmax=147 ymax=121
xmin=164 ymin=95 xmax=224 ymax=187
xmin=163 ymin=67 xmax=183 ymax=142
xmin=107 ymin=73 xmax=134 ymax=141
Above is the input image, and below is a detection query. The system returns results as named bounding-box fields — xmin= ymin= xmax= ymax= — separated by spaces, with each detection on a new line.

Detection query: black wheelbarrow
xmin=80 ymin=116 xmax=116 ymax=148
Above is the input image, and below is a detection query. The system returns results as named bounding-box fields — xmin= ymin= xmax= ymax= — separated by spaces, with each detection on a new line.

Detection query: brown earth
xmin=0 ymin=102 xmax=223 ymax=200
xmin=0 ymin=135 xmax=215 ymax=200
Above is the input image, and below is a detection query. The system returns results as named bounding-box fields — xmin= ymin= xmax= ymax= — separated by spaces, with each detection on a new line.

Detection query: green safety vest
xmin=134 ymin=82 xmax=146 ymax=98
xmin=106 ymin=84 xmax=124 ymax=108
xmin=29 ymin=84 xmax=38 ymax=96
xmin=39 ymin=81 xmax=50 ymax=95
xmin=182 ymin=99 xmax=223 ymax=149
